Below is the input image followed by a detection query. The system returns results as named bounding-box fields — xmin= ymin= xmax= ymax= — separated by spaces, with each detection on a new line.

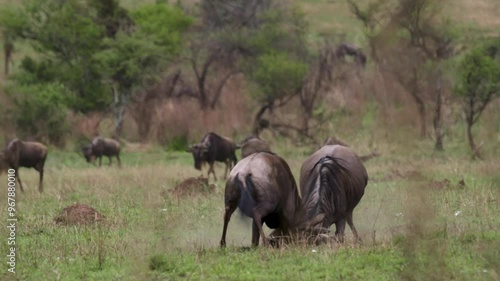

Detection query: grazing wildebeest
xmin=0 ymin=139 xmax=47 ymax=192
xmin=188 ymin=132 xmax=238 ymax=181
xmin=240 ymin=136 xmax=272 ymax=159
xmin=300 ymin=145 xmax=368 ymax=243
xmin=220 ymin=152 xmax=325 ymax=247
xmin=82 ymin=137 xmax=121 ymax=167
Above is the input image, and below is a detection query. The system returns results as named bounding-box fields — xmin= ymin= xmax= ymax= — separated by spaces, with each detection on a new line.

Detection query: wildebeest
xmin=323 ymin=136 xmax=380 ymax=162
xmin=188 ymin=132 xmax=238 ymax=181
xmin=323 ymin=136 xmax=350 ymax=147
xmin=240 ymin=136 xmax=272 ymax=159
xmin=0 ymin=139 xmax=47 ymax=192
xmin=82 ymin=137 xmax=121 ymax=167
xmin=300 ymin=145 xmax=368 ymax=243
xmin=220 ymin=152 xmax=325 ymax=247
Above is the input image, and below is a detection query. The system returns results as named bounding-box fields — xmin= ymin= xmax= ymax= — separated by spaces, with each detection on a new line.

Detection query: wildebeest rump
xmin=240 ymin=136 xmax=272 ymax=159
xmin=220 ymin=152 xmax=325 ymax=247
xmin=300 ymin=145 xmax=368 ymax=242
xmin=188 ymin=132 xmax=237 ymax=181
xmin=82 ymin=137 xmax=121 ymax=167
xmin=0 ymin=139 xmax=47 ymax=192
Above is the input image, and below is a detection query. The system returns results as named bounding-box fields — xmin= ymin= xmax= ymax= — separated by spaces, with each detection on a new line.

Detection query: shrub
xmin=8 ymin=82 xmax=70 ymax=146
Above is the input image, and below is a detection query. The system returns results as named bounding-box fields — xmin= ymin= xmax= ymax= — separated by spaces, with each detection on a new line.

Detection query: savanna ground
xmin=0 ymin=0 xmax=499 ymax=280
xmin=0 ymin=121 xmax=498 ymax=280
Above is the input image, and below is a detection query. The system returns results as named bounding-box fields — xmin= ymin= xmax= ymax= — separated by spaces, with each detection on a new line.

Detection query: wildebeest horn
xmin=308 ymin=213 xmax=326 ymax=229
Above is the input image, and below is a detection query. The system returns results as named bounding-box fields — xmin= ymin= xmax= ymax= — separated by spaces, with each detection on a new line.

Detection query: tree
xmin=455 ymin=40 xmax=500 ymax=159
xmin=348 ymin=0 xmax=454 ymax=150
xmin=1 ymin=0 xmax=111 ymax=112
xmin=95 ymin=3 xmax=192 ymax=138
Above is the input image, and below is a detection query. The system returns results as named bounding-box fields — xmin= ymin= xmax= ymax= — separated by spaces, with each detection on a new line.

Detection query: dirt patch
xmin=167 ymin=176 xmax=216 ymax=197
xmin=429 ymin=178 xmax=466 ymax=190
xmin=374 ymin=169 xmax=426 ymax=182
xmin=55 ymin=203 xmax=106 ymax=225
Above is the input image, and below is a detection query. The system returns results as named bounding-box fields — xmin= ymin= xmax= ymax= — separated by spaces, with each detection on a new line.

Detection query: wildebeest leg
xmin=224 ymin=160 xmax=230 ymax=179
xmin=252 ymin=204 xmax=274 ymax=247
xmin=334 ymin=219 xmax=346 ymax=243
xmin=346 ymin=212 xmax=361 ymax=243
xmin=15 ymin=169 xmax=24 ymax=192
xmin=98 ymin=156 xmax=102 ymax=167
xmin=208 ymin=162 xmax=217 ymax=181
xmin=220 ymin=203 xmax=237 ymax=247
xmin=116 ymin=154 xmax=122 ymax=168
xmin=34 ymin=161 xmax=45 ymax=193
xmin=108 ymin=156 xmax=112 ymax=166
xmin=251 ymin=221 xmax=261 ymax=246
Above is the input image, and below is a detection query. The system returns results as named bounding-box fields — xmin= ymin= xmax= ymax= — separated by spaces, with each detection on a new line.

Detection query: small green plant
xmin=166 ymin=135 xmax=189 ymax=152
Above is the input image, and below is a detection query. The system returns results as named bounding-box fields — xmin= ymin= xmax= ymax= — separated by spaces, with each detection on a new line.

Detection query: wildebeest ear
xmin=308 ymin=213 xmax=326 ymax=228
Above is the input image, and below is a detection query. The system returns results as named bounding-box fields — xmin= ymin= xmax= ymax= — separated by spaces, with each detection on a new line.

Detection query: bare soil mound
xmin=55 ymin=203 xmax=106 ymax=225
xmin=168 ymin=176 xmax=216 ymax=197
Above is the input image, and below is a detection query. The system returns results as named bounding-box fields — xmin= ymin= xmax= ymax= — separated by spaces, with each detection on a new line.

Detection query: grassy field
xmin=0 ymin=0 xmax=499 ymax=280
xmin=0 ymin=131 xmax=498 ymax=280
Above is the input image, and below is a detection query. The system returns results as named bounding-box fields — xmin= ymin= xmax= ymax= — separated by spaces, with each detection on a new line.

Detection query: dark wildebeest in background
xmin=188 ymin=132 xmax=238 ymax=181
xmin=0 ymin=139 xmax=47 ymax=192
xmin=220 ymin=152 xmax=325 ymax=247
xmin=82 ymin=137 xmax=121 ymax=167
xmin=323 ymin=136 xmax=380 ymax=162
xmin=323 ymin=136 xmax=350 ymax=147
xmin=300 ymin=145 xmax=368 ymax=243
xmin=240 ymin=136 xmax=272 ymax=159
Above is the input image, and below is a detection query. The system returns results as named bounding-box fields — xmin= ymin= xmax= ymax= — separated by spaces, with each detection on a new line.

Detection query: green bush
xmin=8 ymin=82 xmax=70 ymax=146
xmin=166 ymin=135 xmax=189 ymax=152
xmin=248 ymin=52 xmax=308 ymax=102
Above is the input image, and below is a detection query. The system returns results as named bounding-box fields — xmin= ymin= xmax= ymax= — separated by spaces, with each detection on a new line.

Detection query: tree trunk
xmin=416 ymin=98 xmax=427 ymax=138
xmin=252 ymin=103 xmax=272 ymax=137
xmin=112 ymin=86 xmax=127 ymax=139
xmin=433 ymin=70 xmax=444 ymax=151
xmin=466 ymin=121 xmax=474 ymax=153
xmin=4 ymin=40 xmax=13 ymax=76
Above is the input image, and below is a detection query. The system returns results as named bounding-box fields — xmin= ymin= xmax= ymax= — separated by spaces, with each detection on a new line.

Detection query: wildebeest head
xmin=81 ymin=145 xmax=95 ymax=163
xmin=188 ymin=143 xmax=209 ymax=170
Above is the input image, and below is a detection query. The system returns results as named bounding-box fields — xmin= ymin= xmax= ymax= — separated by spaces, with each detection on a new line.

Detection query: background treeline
xmin=0 ymin=0 xmax=498 ymax=158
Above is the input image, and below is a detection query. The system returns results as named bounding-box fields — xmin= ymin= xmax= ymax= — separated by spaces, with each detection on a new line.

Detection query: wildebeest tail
xmin=232 ymin=174 xmax=257 ymax=219
xmin=304 ymin=156 xmax=349 ymax=223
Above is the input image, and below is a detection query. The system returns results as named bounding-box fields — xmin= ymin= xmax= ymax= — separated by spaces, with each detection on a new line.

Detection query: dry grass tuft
xmin=54 ymin=203 xmax=106 ymax=225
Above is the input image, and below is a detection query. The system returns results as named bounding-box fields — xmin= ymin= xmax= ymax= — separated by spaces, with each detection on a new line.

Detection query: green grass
xmin=0 ymin=134 xmax=498 ymax=280
xmin=0 ymin=0 xmax=499 ymax=280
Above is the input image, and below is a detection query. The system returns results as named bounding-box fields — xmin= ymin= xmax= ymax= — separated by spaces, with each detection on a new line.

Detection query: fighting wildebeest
xmin=220 ymin=152 xmax=325 ymax=247
xmin=0 ymin=139 xmax=47 ymax=192
xmin=300 ymin=145 xmax=368 ymax=243
xmin=188 ymin=132 xmax=238 ymax=181
xmin=240 ymin=136 xmax=272 ymax=159
xmin=82 ymin=137 xmax=121 ymax=167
